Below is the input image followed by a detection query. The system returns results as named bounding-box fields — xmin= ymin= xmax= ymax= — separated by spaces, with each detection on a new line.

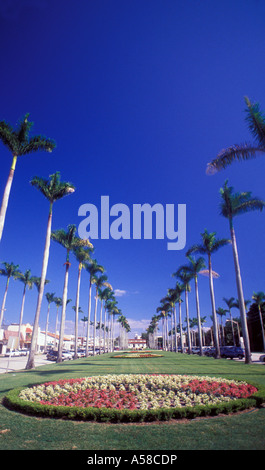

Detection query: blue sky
xmin=0 ymin=0 xmax=265 ymax=338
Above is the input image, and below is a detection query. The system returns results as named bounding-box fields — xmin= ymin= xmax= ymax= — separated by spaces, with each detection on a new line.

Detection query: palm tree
xmin=167 ymin=288 xmax=179 ymax=352
xmin=98 ymin=286 xmax=113 ymax=354
xmin=178 ymin=255 xmax=206 ymax=355
xmin=0 ymin=114 xmax=56 ymax=242
xmin=206 ymin=97 xmax=265 ymax=174
xmin=216 ymin=307 xmax=228 ymax=345
xmin=173 ymin=268 xmax=192 ymax=354
xmin=53 ymin=297 xmax=62 ymax=349
xmin=72 ymin=246 xmax=93 ymax=358
xmin=187 ymin=229 xmax=231 ymax=358
xmin=174 ymin=282 xmax=184 ymax=352
xmin=92 ymin=273 xmax=110 ymax=355
xmin=0 ymin=262 xmax=21 ymax=329
xmin=106 ymin=299 xmax=119 ymax=352
xmin=251 ymin=291 xmax=265 ymax=352
xmin=26 ymin=172 xmax=75 ymax=370
xmin=80 ymin=315 xmax=88 ymax=346
xmin=44 ymin=292 xmax=56 ymax=352
xmin=223 ymin=297 xmax=237 ymax=346
xmin=51 ymin=224 xmax=91 ymax=363
xmin=17 ymin=269 xmax=34 ymax=349
xmin=101 ymin=287 xmax=114 ymax=353
xmin=220 ymin=180 xmax=265 ymax=363
xmin=84 ymin=259 xmax=104 ymax=356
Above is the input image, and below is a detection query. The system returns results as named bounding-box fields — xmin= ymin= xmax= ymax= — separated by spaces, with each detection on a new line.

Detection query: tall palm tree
xmin=178 ymin=255 xmax=206 ymax=355
xmin=223 ymin=297 xmax=237 ymax=346
xmin=0 ymin=114 xmax=56 ymax=242
xmin=26 ymin=172 xmax=75 ymax=370
xmin=92 ymin=273 xmax=109 ymax=355
xmin=98 ymin=286 xmax=113 ymax=354
xmin=51 ymin=224 xmax=90 ymax=363
xmin=72 ymin=246 xmax=93 ymax=358
xmin=251 ymin=291 xmax=265 ymax=352
xmin=207 ymin=97 xmax=265 ymax=174
xmin=44 ymin=292 xmax=56 ymax=352
xmin=173 ymin=268 xmax=192 ymax=354
xmin=104 ymin=292 xmax=116 ymax=352
xmin=53 ymin=297 xmax=62 ymax=349
xmin=220 ymin=180 xmax=265 ymax=363
xmin=17 ymin=269 xmax=34 ymax=349
xmin=187 ymin=229 xmax=230 ymax=358
xmin=84 ymin=259 xmax=104 ymax=356
xmin=174 ymin=282 xmax=184 ymax=352
xmin=0 ymin=262 xmax=21 ymax=329
xmin=106 ymin=299 xmax=119 ymax=352
xmin=167 ymin=288 xmax=179 ymax=352
xmin=101 ymin=287 xmax=114 ymax=353
xmin=216 ymin=307 xmax=228 ymax=346
xmin=80 ymin=315 xmax=88 ymax=346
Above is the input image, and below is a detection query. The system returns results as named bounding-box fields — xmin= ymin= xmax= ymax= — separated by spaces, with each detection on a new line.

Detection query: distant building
xmin=128 ymin=334 xmax=147 ymax=349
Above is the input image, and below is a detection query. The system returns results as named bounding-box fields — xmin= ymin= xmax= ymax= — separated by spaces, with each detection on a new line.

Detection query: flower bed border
xmin=3 ymin=377 xmax=264 ymax=423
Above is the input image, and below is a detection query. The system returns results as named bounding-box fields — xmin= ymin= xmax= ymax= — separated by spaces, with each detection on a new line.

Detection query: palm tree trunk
xmin=185 ymin=288 xmax=192 ymax=354
xmin=54 ymin=306 xmax=59 ymax=348
xmin=178 ymin=300 xmax=183 ymax=353
xmin=208 ymin=254 xmax=220 ymax=359
xmin=99 ymin=301 xmax=103 ymax=354
xmin=0 ymin=155 xmax=17 ymax=242
xmin=18 ymin=285 xmax=26 ymax=349
xmin=93 ymin=291 xmax=98 ymax=356
xmin=44 ymin=303 xmax=50 ymax=353
xmin=0 ymin=277 xmax=10 ymax=329
xmin=229 ymin=308 xmax=236 ymax=346
xmin=107 ymin=311 xmax=111 ymax=352
xmin=174 ymin=305 xmax=177 ymax=353
xmin=230 ymin=226 xmax=252 ymax=363
xmin=258 ymin=305 xmax=265 ymax=352
xmin=104 ymin=305 xmax=107 ymax=353
xmin=74 ymin=265 xmax=82 ymax=359
xmin=57 ymin=261 xmax=70 ymax=363
xmin=194 ymin=276 xmax=203 ymax=355
xmin=85 ymin=280 xmax=92 ymax=356
xmin=26 ymin=203 xmax=53 ymax=370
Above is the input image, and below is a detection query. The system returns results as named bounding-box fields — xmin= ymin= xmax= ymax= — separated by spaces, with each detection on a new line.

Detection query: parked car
xmin=19 ymin=348 xmax=29 ymax=356
xmin=220 ymin=346 xmax=245 ymax=359
xmin=5 ymin=349 xmax=21 ymax=357
xmin=259 ymin=354 xmax=265 ymax=363
xmin=204 ymin=347 xmax=216 ymax=357
xmin=62 ymin=350 xmax=73 ymax=360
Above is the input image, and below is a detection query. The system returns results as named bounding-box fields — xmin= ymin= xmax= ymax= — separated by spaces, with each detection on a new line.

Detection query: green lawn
xmin=0 ymin=351 xmax=264 ymax=450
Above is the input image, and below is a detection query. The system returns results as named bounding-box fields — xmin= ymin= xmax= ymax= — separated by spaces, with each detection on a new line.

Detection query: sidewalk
xmin=0 ymin=354 xmax=51 ymax=374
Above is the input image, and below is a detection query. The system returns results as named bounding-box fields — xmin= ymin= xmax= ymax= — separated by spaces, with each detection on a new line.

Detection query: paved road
xmin=0 ymin=352 xmax=264 ymax=374
xmin=0 ymin=354 xmax=51 ymax=374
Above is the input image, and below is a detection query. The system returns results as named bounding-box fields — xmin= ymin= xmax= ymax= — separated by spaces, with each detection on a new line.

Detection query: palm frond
xmin=232 ymin=199 xmax=265 ymax=216
xmin=244 ymin=96 xmax=265 ymax=146
xmin=206 ymin=143 xmax=265 ymax=174
xmin=22 ymin=135 xmax=56 ymax=155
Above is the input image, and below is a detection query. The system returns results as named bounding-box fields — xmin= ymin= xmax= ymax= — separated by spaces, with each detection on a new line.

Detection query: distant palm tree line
xmin=150 ymin=96 xmax=265 ymax=363
xmin=0 ymin=114 xmax=130 ymax=369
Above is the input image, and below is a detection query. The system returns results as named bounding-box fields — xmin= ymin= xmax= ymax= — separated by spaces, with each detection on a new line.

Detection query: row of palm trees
xmin=153 ymin=96 xmax=265 ymax=364
xmin=0 ymin=115 xmax=130 ymax=369
xmin=154 ymin=181 xmax=264 ymax=363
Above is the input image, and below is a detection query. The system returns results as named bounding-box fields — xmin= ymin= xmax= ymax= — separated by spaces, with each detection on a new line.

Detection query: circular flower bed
xmin=4 ymin=374 xmax=260 ymax=422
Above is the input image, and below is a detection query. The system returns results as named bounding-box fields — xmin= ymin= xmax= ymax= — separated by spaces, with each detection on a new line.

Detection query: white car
xmin=259 ymin=354 xmax=265 ymax=363
xmin=62 ymin=350 xmax=73 ymax=360
xmin=5 ymin=349 xmax=21 ymax=357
